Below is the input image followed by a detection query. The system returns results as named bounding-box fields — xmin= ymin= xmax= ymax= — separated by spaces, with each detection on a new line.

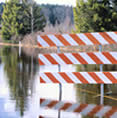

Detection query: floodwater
xmin=0 ymin=46 xmax=117 ymax=118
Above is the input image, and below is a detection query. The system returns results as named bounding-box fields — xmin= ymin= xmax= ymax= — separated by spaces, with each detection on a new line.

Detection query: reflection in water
xmin=0 ymin=47 xmax=38 ymax=116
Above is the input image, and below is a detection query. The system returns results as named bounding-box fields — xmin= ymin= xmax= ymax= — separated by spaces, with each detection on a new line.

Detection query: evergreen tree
xmin=2 ymin=0 xmax=23 ymax=40
xmin=21 ymin=0 xmax=46 ymax=34
xmin=1 ymin=0 xmax=46 ymax=40
xmin=73 ymin=0 xmax=117 ymax=33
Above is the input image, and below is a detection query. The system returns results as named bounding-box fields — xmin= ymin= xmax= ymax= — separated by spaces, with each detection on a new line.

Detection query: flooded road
xmin=0 ymin=46 xmax=117 ymax=118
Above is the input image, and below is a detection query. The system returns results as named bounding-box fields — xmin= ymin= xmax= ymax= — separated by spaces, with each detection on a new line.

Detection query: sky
xmin=0 ymin=0 xmax=76 ymax=6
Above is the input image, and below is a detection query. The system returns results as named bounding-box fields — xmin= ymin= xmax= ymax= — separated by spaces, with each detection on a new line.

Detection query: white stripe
xmin=80 ymin=72 xmax=96 ymax=83
xmin=94 ymin=52 xmax=111 ymax=64
xmin=37 ymin=36 xmax=50 ymax=47
xmin=81 ymin=104 xmax=96 ymax=115
xmin=41 ymin=99 xmax=51 ymax=107
xmin=79 ymin=53 xmax=96 ymax=64
xmin=111 ymin=72 xmax=117 ymax=80
xmin=40 ymin=73 xmax=52 ymax=83
xmin=66 ymin=73 xmax=82 ymax=83
xmin=106 ymin=32 xmax=117 ymax=43
xmin=111 ymin=112 xmax=117 ymax=118
xmin=39 ymin=55 xmax=52 ymax=65
xmin=77 ymin=33 xmax=93 ymax=45
xmin=51 ymin=54 xmax=66 ymax=65
xmin=53 ymin=101 xmax=65 ymax=110
xmin=48 ymin=35 xmax=64 ymax=46
xmin=95 ymin=72 xmax=112 ymax=84
xmin=66 ymin=103 xmax=80 ymax=112
xmin=95 ymin=106 xmax=112 ymax=117
xmin=64 ymin=53 xmax=81 ymax=64
xmin=52 ymin=73 xmax=67 ymax=83
xmin=62 ymin=34 xmax=78 ymax=46
xmin=91 ymin=33 xmax=109 ymax=44
xmin=110 ymin=52 xmax=117 ymax=60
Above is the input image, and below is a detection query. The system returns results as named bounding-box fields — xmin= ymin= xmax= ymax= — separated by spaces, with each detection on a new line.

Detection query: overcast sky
xmin=0 ymin=0 xmax=76 ymax=6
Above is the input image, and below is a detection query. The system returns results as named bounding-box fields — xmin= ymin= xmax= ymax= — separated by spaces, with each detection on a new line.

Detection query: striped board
xmin=40 ymin=98 xmax=117 ymax=118
xmin=37 ymin=32 xmax=117 ymax=47
xmin=38 ymin=52 xmax=117 ymax=65
xmin=40 ymin=72 xmax=117 ymax=84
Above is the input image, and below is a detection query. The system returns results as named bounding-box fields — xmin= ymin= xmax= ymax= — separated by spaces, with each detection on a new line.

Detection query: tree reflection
xmin=1 ymin=46 xmax=38 ymax=116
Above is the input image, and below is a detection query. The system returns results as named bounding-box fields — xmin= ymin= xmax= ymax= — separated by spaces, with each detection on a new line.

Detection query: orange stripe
xmin=44 ymin=54 xmax=58 ymax=65
xmin=74 ymin=104 xmax=88 ymax=112
xmin=102 ymin=52 xmax=117 ymax=64
xmin=88 ymin=72 xmax=104 ymax=84
xmin=72 ymin=53 xmax=88 ymax=64
xmin=55 ymin=35 xmax=71 ymax=46
xmin=38 ymin=59 xmax=45 ymax=65
xmin=114 ymin=32 xmax=117 ymax=34
xmin=60 ymin=103 xmax=72 ymax=110
xmin=84 ymin=33 xmax=100 ymax=45
xmin=73 ymin=72 xmax=89 ymax=83
xmin=37 ymin=42 xmax=42 ymax=47
xmin=45 ymin=73 xmax=60 ymax=83
xmin=104 ymin=107 xmax=117 ymax=117
xmin=47 ymin=100 xmax=58 ymax=108
xmin=41 ymin=36 xmax=56 ymax=46
xmin=99 ymin=32 xmax=116 ymax=44
xmin=87 ymin=52 xmax=103 ymax=64
xmin=59 ymin=73 xmax=74 ymax=83
xmin=88 ymin=105 xmax=103 ymax=116
xmin=70 ymin=34 xmax=86 ymax=45
xmin=40 ymin=77 xmax=46 ymax=83
xmin=103 ymin=72 xmax=117 ymax=83
xmin=58 ymin=54 xmax=73 ymax=64
xmin=40 ymin=99 xmax=45 ymax=104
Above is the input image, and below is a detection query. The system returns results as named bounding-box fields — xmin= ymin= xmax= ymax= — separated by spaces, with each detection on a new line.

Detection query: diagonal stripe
xmin=73 ymin=72 xmax=89 ymax=83
xmin=69 ymin=34 xmax=86 ymax=45
xmin=39 ymin=55 xmax=51 ymax=65
xmin=40 ymin=77 xmax=46 ymax=83
xmin=55 ymin=34 xmax=70 ymax=46
xmin=62 ymin=34 xmax=78 ymax=46
xmin=74 ymin=104 xmax=88 ymax=112
xmin=37 ymin=36 xmax=50 ymax=47
xmin=45 ymin=73 xmax=60 ymax=83
xmin=99 ymin=32 xmax=116 ymax=44
xmin=51 ymin=54 xmax=66 ymax=65
xmin=94 ymin=52 xmax=111 ymax=64
xmin=84 ymin=33 xmax=100 ymax=45
xmin=87 ymin=52 xmax=103 ymax=64
xmin=48 ymin=35 xmax=64 ymax=46
xmin=103 ymin=72 xmax=117 ymax=83
xmin=77 ymin=33 xmax=93 ymax=45
xmin=102 ymin=52 xmax=117 ymax=64
xmin=88 ymin=72 xmax=104 ymax=83
xmin=79 ymin=53 xmax=96 ymax=64
xmin=106 ymin=32 xmax=117 ymax=43
xmin=41 ymin=36 xmax=56 ymax=46
xmin=59 ymin=72 xmax=74 ymax=83
xmin=44 ymin=54 xmax=58 ymax=65
xmin=80 ymin=72 xmax=96 ymax=83
xmin=72 ymin=53 xmax=88 ymax=64
xmin=95 ymin=72 xmax=112 ymax=84
xmin=91 ymin=32 xmax=109 ymax=45
xmin=88 ymin=105 xmax=103 ymax=117
xmin=58 ymin=54 xmax=73 ymax=64
xmin=40 ymin=73 xmax=52 ymax=83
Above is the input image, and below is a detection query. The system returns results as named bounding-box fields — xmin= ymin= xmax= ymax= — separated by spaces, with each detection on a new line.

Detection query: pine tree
xmin=73 ymin=0 xmax=117 ymax=33
xmin=2 ymin=0 xmax=23 ymax=40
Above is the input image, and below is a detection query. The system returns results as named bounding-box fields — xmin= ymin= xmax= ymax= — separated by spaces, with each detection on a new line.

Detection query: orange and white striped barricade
xmin=37 ymin=32 xmax=117 ymax=47
xmin=40 ymin=98 xmax=117 ymax=118
xmin=39 ymin=72 xmax=117 ymax=84
xmin=38 ymin=52 xmax=117 ymax=65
